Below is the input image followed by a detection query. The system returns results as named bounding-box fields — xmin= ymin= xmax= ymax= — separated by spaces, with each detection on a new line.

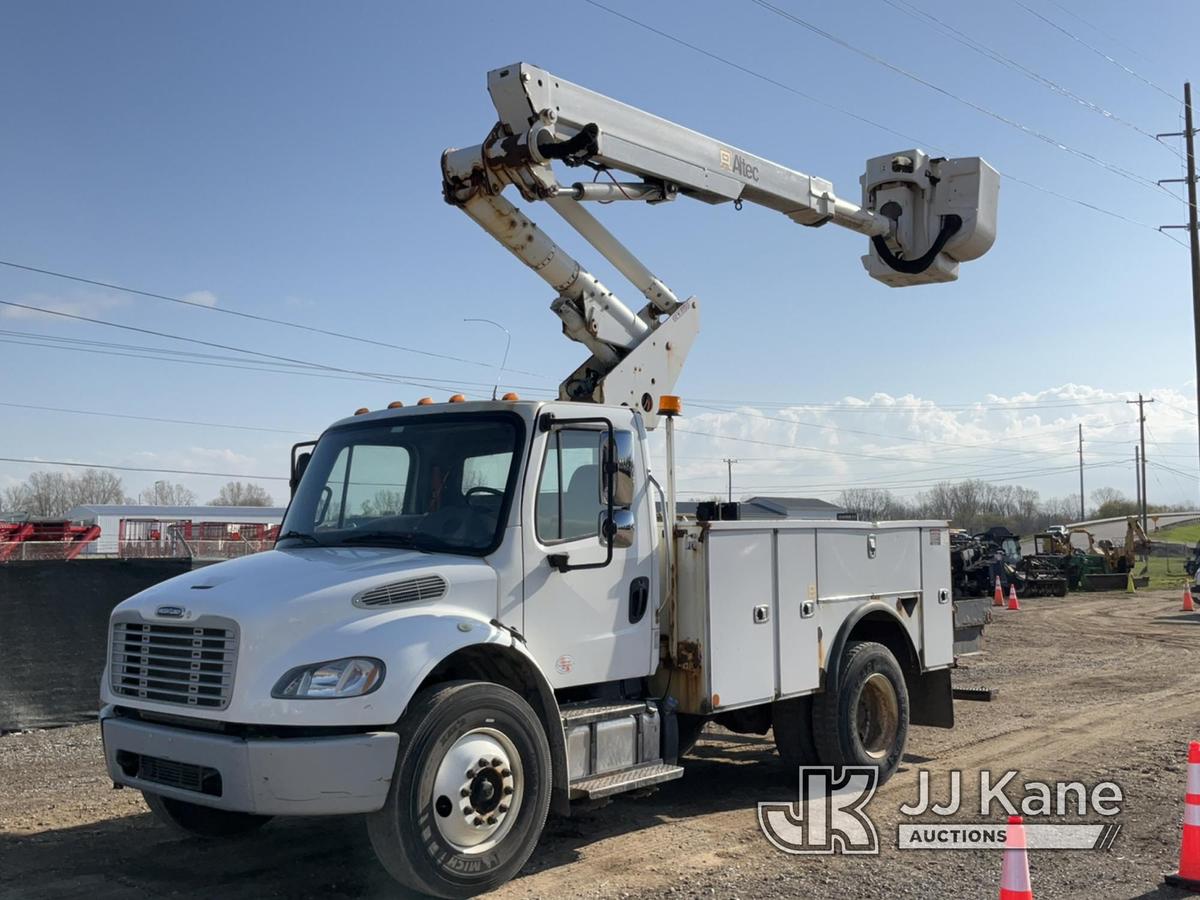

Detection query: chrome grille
xmin=110 ymin=618 xmax=237 ymax=709
xmin=354 ymin=574 xmax=447 ymax=608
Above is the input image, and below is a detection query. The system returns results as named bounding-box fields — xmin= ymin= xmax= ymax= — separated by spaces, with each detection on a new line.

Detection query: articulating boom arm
xmin=442 ymin=62 xmax=998 ymax=424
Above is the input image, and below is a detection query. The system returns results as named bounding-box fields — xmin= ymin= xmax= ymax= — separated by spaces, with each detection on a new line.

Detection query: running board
xmin=569 ymin=762 xmax=684 ymax=800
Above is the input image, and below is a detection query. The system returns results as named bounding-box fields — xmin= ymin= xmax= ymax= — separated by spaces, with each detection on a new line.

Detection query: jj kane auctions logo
xmin=759 ymin=768 xmax=1124 ymax=855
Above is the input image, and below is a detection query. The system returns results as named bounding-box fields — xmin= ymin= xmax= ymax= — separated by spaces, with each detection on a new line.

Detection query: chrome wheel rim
xmin=431 ymin=727 xmax=523 ymax=853
xmin=856 ymin=673 xmax=900 ymax=760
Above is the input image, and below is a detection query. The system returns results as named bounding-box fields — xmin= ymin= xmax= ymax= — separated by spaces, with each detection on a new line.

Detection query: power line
xmin=687 ymin=402 xmax=1086 ymax=458
xmin=0 ymin=456 xmax=288 ymax=481
xmin=673 ymin=461 xmax=1125 ymax=496
xmin=0 ymin=401 xmax=310 ymax=436
xmin=688 ymin=396 xmax=1127 ymax=411
xmin=0 ymin=259 xmax=550 ymax=379
xmin=880 ymin=0 xmax=1180 ymax=157
xmin=747 ymin=0 xmax=1180 ymax=201
xmin=1043 ymin=0 xmax=1160 ymax=70
xmin=1011 ymin=0 xmax=1183 ymax=105
xmin=0 ymin=327 xmax=548 ymax=394
xmin=581 ymin=0 xmax=1187 ymax=249
xmin=580 ymin=0 xmax=941 ymax=152
xmin=0 ymin=298 xmax=515 ymax=397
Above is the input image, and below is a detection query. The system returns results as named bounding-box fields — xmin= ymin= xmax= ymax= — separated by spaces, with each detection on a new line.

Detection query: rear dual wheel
xmin=774 ymin=641 xmax=909 ymax=785
xmin=812 ymin=641 xmax=909 ymax=784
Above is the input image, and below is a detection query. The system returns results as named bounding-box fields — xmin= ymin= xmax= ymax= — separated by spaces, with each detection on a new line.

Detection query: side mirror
xmin=602 ymin=430 xmax=635 ymax=509
xmin=599 ymin=508 xmax=636 ymax=550
xmin=290 ymin=440 xmax=316 ymax=498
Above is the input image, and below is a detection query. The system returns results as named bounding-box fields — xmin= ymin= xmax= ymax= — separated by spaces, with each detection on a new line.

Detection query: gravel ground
xmin=2 ymin=588 xmax=1199 ymax=899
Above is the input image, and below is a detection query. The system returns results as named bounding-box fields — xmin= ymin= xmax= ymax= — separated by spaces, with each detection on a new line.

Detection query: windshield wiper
xmin=338 ymin=531 xmax=444 ymax=552
xmin=277 ymin=530 xmax=322 ymax=546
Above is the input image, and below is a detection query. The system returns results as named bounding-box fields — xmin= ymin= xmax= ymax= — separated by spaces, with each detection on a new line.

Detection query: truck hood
xmin=105 ymin=547 xmax=506 ymax=725
xmin=117 ymin=546 xmax=499 ymax=625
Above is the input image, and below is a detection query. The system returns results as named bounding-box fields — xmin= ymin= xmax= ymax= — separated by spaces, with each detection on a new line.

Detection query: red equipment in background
xmin=118 ymin=518 xmax=280 ymax=559
xmin=0 ymin=520 xmax=101 ymax=562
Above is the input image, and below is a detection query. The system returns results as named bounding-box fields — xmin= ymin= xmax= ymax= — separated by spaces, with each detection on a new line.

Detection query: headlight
xmin=272 ymin=657 xmax=385 ymax=699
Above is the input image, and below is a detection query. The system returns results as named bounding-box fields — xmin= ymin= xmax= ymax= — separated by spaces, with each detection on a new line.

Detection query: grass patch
xmin=1135 ymin=553 xmax=1193 ymax=591
xmin=1152 ymin=521 xmax=1200 ymax=545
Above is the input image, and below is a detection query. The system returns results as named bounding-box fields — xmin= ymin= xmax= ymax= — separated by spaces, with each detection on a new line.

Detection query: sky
xmin=1 ymin=0 xmax=1198 ymax=511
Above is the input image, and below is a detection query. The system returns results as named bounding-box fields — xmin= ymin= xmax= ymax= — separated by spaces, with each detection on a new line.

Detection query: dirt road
xmin=3 ymin=589 xmax=1199 ymax=899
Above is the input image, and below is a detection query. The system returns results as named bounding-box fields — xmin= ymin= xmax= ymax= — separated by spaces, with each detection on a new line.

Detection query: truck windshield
xmin=279 ymin=413 xmax=523 ymax=555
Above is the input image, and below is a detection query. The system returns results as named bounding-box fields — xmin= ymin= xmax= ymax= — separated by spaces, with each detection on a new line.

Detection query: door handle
xmin=629 ymin=576 xmax=650 ymax=624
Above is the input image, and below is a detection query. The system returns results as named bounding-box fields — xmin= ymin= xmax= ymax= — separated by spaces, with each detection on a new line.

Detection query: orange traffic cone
xmin=994 ymin=575 xmax=1005 ymax=608
xmin=1007 ymin=584 xmax=1021 ymax=611
xmin=999 ymin=815 xmax=1033 ymax=900
xmin=1165 ymin=741 xmax=1200 ymax=891
xmin=1183 ymin=586 xmax=1195 ymax=613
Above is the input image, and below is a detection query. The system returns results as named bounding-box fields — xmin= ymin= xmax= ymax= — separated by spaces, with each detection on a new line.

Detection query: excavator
xmin=1033 ymin=518 xmax=1151 ymax=590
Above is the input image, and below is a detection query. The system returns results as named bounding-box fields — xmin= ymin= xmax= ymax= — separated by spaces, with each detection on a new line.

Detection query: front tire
xmin=811 ymin=641 xmax=909 ymax=784
xmin=366 ymin=681 xmax=552 ymax=899
xmin=142 ymin=791 xmax=271 ymax=838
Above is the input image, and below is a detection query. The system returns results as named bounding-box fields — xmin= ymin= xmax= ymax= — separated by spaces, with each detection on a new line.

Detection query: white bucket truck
xmin=100 ymin=63 xmax=998 ymax=897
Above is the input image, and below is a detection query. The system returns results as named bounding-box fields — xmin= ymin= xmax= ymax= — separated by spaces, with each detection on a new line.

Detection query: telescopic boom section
xmin=442 ymin=62 xmax=998 ymax=424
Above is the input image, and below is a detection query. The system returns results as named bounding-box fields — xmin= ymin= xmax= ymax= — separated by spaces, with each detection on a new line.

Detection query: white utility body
xmin=100 ymin=62 xmax=996 ymax=899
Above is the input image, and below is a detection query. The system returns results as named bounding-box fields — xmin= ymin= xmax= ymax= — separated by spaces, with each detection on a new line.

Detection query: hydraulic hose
xmin=871 ymin=213 xmax=963 ymax=275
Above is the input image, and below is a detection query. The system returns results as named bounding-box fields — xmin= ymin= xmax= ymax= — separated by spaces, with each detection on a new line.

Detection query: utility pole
xmin=1157 ymin=82 xmax=1200 ymax=495
xmin=1135 ymin=445 xmax=1142 ymax=513
xmin=1127 ymin=394 xmax=1155 ymax=532
xmin=723 ymin=458 xmax=738 ymax=503
xmin=1077 ymin=424 xmax=1085 ymax=521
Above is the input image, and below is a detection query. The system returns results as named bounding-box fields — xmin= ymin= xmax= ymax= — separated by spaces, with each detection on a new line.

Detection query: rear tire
xmin=366 ymin=681 xmax=552 ymax=899
xmin=811 ymin=641 xmax=909 ymax=784
xmin=771 ymin=695 xmax=820 ymax=769
xmin=142 ymin=791 xmax=271 ymax=838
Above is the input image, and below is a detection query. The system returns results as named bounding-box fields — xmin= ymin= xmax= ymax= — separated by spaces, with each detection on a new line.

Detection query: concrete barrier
xmin=0 ymin=559 xmax=191 ymax=732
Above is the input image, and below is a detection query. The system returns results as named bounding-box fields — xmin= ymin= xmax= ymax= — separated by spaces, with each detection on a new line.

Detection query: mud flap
xmin=906 ymin=667 xmax=954 ymax=728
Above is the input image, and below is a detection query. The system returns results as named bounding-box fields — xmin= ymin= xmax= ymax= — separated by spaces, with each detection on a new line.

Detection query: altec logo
xmin=718 ymin=148 xmax=760 ymax=182
xmin=758 ymin=767 xmax=880 ymax=855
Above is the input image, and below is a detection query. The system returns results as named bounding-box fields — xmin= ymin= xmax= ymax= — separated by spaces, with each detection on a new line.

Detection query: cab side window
xmin=536 ymin=429 xmax=603 ymax=543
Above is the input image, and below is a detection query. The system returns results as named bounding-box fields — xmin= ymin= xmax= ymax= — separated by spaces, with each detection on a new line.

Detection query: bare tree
xmin=1 ymin=469 xmax=128 ymax=518
xmin=837 ymin=488 xmax=900 ymax=522
xmin=210 ymin=481 xmax=274 ymax=507
xmin=138 ymin=480 xmax=197 ymax=506
xmin=1088 ymin=487 xmax=1137 ymax=520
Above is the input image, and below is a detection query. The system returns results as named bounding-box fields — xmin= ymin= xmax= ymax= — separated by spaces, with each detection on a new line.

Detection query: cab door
xmin=519 ymin=408 xmax=655 ymax=688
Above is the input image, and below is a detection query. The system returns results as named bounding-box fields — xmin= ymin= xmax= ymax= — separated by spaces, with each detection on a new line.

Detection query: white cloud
xmin=0 ymin=291 xmax=130 ymax=321
xmin=649 ymin=384 xmax=1199 ymax=505
xmin=182 ymin=290 xmax=218 ymax=308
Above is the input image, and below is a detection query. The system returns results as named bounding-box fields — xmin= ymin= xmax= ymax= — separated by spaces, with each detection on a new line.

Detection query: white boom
xmin=442 ymin=62 xmax=998 ymax=424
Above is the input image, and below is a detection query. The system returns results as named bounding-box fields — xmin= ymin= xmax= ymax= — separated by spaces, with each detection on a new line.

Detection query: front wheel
xmin=142 ymin=791 xmax=271 ymax=838
xmin=811 ymin=641 xmax=909 ymax=785
xmin=366 ymin=681 xmax=552 ymax=899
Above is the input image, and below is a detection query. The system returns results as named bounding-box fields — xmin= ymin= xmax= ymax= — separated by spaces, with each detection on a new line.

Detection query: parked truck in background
xmin=99 ymin=63 xmax=998 ymax=897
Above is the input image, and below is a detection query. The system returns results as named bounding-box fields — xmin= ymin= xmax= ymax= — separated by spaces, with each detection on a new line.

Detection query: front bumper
xmin=101 ymin=710 xmax=400 ymax=816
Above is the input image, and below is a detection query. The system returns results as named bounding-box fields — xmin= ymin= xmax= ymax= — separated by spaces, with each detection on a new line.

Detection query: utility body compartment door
xmin=920 ymin=526 xmax=954 ymax=668
xmin=706 ymin=529 xmax=776 ymax=707
xmin=775 ymin=529 xmax=820 ymax=696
